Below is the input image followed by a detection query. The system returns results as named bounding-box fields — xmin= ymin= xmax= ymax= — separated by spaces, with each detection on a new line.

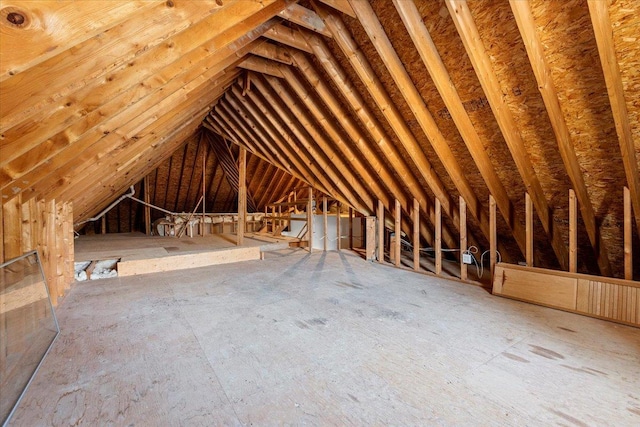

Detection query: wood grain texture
xmin=493 ymin=263 xmax=640 ymax=327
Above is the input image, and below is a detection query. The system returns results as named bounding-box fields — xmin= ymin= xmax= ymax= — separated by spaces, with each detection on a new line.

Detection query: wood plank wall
xmin=1 ymin=198 xmax=74 ymax=306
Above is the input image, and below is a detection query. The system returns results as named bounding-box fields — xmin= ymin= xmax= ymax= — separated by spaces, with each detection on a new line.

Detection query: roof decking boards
xmin=1 ymin=0 xmax=639 ymax=286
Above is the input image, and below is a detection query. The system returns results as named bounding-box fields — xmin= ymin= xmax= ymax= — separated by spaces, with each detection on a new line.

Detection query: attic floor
xmin=9 ymin=249 xmax=640 ymax=426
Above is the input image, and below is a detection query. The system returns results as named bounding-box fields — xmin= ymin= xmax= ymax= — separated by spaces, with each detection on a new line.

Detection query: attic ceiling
xmin=0 ymin=0 xmax=638 ymax=278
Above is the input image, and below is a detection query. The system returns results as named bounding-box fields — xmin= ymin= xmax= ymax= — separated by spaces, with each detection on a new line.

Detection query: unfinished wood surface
xmin=394 ymin=199 xmax=401 ymax=267
xmin=278 ymin=4 xmax=330 ymax=38
xmin=297 ymin=38 xmax=457 ymax=250
xmin=336 ymin=202 xmax=342 ymax=252
xmin=365 ymin=216 xmax=375 ymax=261
xmin=587 ymin=0 xmax=640 ymax=240
xmin=493 ymin=262 xmax=640 ymax=327
xmin=489 ymin=195 xmax=497 ymax=281
xmin=624 ymin=187 xmax=632 ymax=280
xmin=377 ymin=199 xmax=384 ymax=263
xmin=323 ymin=196 xmax=328 ymax=252
xmin=413 ymin=198 xmax=420 ymax=271
xmin=525 ymin=192 xmax=533 ymax=267
xmin=348 ymin=207 xmax=353 ymax=249
xmin=569 ymin=189 xmax=577 ymax=273
xmin=460 ymin=196 xmax=467 ymax=281
xmin=435 ymin=198 xmax=442 ymax=276
xmin=445 ymin=0 xmax=567 ymax=270
xmin=389 ymin=0 xmax=525 ymax=257
xmin=315 ymin=13 xmax=461 ymax=231
xmin=0 ymin=1 xmax=157 ymax=82
xmin=11 ymin=250 xmax=640 ymax=426
xmin=509 ymin=0 xmax=612 ymax=276
xmin=117 ymin=246 xmax=261 ymax=277
xmin=307 ymin=187 xmax=313 ymax=253
xmin=237 ymin=147 xmax=247 ymax=246
xmin=2 ymin=194 xmax=21 ymax=261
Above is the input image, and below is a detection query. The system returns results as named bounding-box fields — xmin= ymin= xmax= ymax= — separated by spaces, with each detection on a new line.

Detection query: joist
xmin=444 ymin=0 xmax=568 ymax=269
xmin=509 ymin=0 xmax=612 ymax=276
xmin=587 ymin=0 xmax=640 ymax=240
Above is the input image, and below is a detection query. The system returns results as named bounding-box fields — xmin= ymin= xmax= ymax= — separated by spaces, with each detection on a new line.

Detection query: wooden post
xmin=44 ymin=199 xmax=58 ymax=306
xmin=349 ymin=207 xmax=353 ymax=249
xmin=323 ymin=196 xmax=328 ymax=251
xmin=624 ymin=186 xmax=632 ymax=280
xmin=202 ymin=142 xmax=207 ymax=236
xmin=144 ymin=176 xmax=151 ymax=235
xmin=336 ymin=201 xmax=341 ymax=251
xmin=237 ymin=147 xmax=246 ymax=246
xmin=569 ymin=189 xmax=577 ymax=273
xmin=2 ymin=195 xmax=22 ymax=261
xmin=307 ymin=186 xmax=313 ymax=253
xmin=435 ymin=198 xmax=442 ymax=275
xmin=101 ymin=215 xmax=106 ymax=234
xmin=365 ymin=216 xmax=376 ymax=261
xmin=413 ymin=198 xmax=420 ymax=271
xmin=394 ymin=199 xmax=401 ymax=266
xmin=490 ymin=195 xmax=497 ymax=281
xmin=460 ymin=196 xmax=467 ymax=281
xmin=377 ymin=199 xmax=384 ymax=263
xmin=525 ymin=192 xmax=533 ymax=266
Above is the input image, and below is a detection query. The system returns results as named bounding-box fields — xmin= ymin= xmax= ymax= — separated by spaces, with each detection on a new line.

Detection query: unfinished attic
xmin=1 ymin=0 xmax=639 ymax=424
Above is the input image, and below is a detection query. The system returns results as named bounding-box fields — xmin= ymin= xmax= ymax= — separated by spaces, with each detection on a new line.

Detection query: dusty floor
xmin=8 ymin=248 xmax=640 ymax=426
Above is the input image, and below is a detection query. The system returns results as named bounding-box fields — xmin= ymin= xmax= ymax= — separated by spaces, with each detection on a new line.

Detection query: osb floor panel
xmin=8 ymin=249 xmax=640 ymax=426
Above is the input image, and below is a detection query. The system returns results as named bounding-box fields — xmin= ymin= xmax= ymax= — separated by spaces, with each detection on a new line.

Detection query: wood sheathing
xmin=1 ymin=0 xmax=639 ymax=303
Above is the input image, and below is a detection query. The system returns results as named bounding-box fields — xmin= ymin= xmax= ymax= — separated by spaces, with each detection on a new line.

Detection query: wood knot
xmin=1 ymin=7 xmax=30 ymax=28
xmin=166 ymin=0 xmax=174 ymax=7
xmin=7 ymin=12 xmax=24 ymax=25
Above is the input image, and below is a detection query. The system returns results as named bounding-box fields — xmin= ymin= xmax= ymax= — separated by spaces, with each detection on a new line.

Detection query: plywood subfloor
xmin=74 ymin=232 xmax=295 ymax=262
xmin=8 ymin=249 xmax=640 ymax=425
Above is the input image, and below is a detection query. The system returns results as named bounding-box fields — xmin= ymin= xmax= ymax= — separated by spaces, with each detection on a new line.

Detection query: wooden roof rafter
xmin=225 ymin=84 xmax=329 ymax=193
xmin=302 ymin=22 xmax=476 ymax=256
xmin=249 ymin=73 xmax=364 ymax=211
xmin=440 ymin=0 xmax=569 ymax=270
xmin=261 ymin=73 xmax=374 ymax=214
xmin=587 ymin=0 xmax=640 ymax=239
xmin=509 ymin=0 xmax=612 ymax=276
xmin=371 ymin=0 xmax=526 ymax=258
